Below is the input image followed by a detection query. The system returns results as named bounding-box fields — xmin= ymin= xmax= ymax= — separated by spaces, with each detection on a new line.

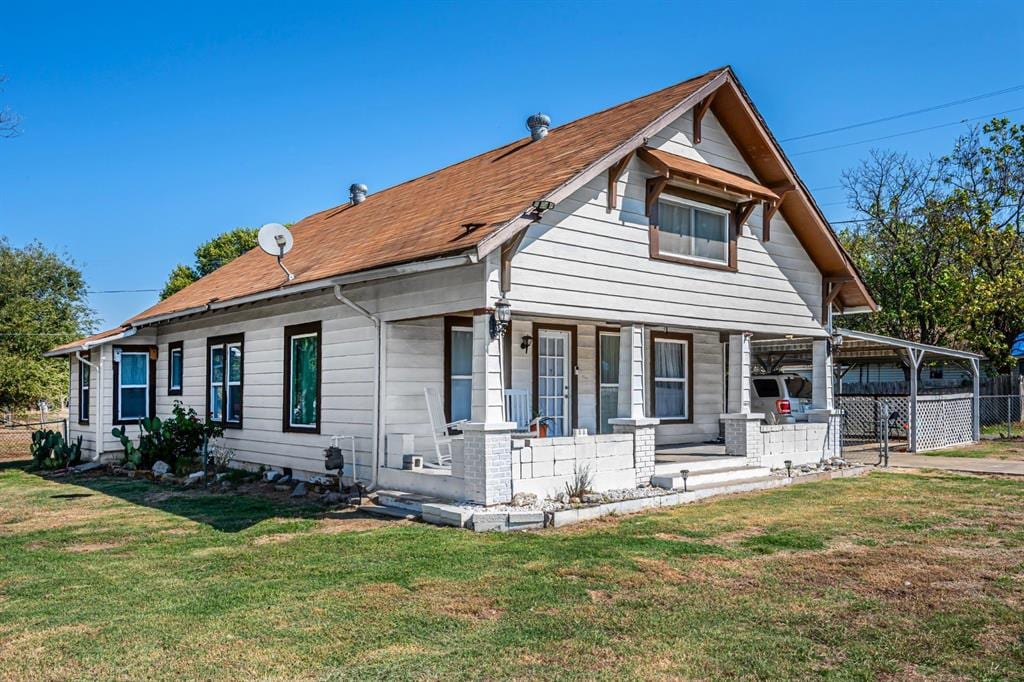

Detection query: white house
xmin=47 ymin=66 xmax=875 ymax=505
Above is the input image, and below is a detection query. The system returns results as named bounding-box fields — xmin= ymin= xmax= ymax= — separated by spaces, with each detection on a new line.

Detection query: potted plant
xmin=530 ymin=412 xmax=554 ymax=438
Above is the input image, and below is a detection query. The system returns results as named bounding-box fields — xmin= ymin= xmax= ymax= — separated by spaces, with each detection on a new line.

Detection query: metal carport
xmin=752 ymin=328 xmax=984 ymax=453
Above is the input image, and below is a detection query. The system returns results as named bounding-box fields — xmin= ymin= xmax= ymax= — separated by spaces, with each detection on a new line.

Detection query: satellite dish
xmin=258 ymin=223 xmax=293 ymax=256
xmin=257 ymin=223 xmax=295 ymax=282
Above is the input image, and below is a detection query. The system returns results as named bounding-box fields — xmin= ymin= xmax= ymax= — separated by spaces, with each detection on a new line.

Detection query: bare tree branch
xmin=0 ymin=74 xmax=21 ymax=139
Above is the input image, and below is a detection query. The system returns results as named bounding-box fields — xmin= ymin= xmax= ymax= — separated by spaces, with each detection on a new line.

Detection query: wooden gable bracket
xmin=645 ymin=176 xmax=669 ymax=216
xmin=499 ymin=229 xmax=528 ymax=294
xmin=761 ymin=183 xmax=796 ymax=242
xmin=606 ymin=150 xmax=635 ymax=212
xmin=822 ymin=275 xmax=852 ymax=323
xmin=734 ymin=201 xmax=757 ymax=237
xmin=692 ymin=91 xmax=718 ymax=144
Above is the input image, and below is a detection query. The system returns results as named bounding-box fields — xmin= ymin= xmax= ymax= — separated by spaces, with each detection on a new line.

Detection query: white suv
xmin=750 ymin=373 xmax=813 ymax=423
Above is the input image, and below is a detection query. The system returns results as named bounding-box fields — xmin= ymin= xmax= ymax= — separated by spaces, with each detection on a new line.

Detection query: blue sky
xmin=2 ymin=1 xmax=1023 ymax=330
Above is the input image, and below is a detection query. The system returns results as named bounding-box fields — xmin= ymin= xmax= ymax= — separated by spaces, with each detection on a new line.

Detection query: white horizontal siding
xmin=508 ymin=107 xmax=824 ymax=336
xmin=81 ymin=264 xmax=483 ymax=476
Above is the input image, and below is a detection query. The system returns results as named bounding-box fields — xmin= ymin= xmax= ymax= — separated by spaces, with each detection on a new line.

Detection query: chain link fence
xmin=979 ymin=394 xmax=1024 ymax=439
xmin=0 ymin=416 xmax=67 ymax=462
xmin=836 ymin=395 xmax=909 ymax=455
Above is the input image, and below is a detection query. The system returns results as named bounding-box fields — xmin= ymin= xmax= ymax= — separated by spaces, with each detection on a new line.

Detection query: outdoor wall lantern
xmin=520 ymin=334 xmax=533 ymax=352
xmin=491 ymin=297 xmax=512 ymax=339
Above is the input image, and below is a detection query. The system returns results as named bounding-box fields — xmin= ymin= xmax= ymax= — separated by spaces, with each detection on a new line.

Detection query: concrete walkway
xmin=881 ymin=453 xmax=1024 ymax=476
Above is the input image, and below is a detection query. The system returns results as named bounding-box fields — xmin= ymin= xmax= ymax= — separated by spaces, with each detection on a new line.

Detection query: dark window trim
xmin=532 ymin=323 xmax=579 ymax=433
xmin=647 ymin=181 xmax=739 ymax=272
xmin=649 ymin=331 xmax=694 ymax=424
xmin=167 ymin=340 xmax=184 ymax=396
xmin=112 ymin=345 xmax=158 ymax=426
xmin=282 ymin=321 xmax=322 ymax=434
xmin=206 ymin=333 xmax=244 ymax=429
xmin=443 ymin=316 xmax=474 ymax=423
xmin=77 ymin=355 xmax=90 ymax=425
xmin=595 ymin=326 xmax=621 ymax=434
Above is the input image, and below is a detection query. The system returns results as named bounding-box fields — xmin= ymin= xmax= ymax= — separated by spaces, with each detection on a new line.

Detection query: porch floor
xmin=653 ymin=443 xmax=744 ymax=478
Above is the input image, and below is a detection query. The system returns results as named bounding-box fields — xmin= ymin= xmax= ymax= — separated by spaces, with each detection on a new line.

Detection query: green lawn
xmin=925 ymin=439 xmax=1024 ymax=460
xmin=2 ymin=464 xmax=1023 ymax=680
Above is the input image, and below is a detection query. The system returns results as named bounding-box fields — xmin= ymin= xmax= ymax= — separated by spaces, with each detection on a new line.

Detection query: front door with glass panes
xmin=537 ymin=329 xmax=571 ymax=437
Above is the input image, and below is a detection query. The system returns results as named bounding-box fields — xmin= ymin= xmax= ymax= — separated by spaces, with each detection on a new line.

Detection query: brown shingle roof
xmin=44 ymin=326 xmax=131 ymax=357
xmin=125 ymin=67 xmax=728 ymax=325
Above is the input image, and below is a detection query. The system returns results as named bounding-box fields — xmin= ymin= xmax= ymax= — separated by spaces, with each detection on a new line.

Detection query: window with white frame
xmin=651 ymin=333 xmax=691 ymax=420
xmin=654 ymin=195 xmax=730 ymax=265
xmin=598 ymin=330 xmax=620 ymax=434
xmin=447 ymin=320 xmax=473 ymax=423
xmin=116 ymin=349 xmax=151 ymax=422
xmin=208 ymin=335 xmax=243 ymax=428
xmin=78 ymin=358 xmax=90 ymax=424
xmin=168 ymin=341 xmax=183 ymax=395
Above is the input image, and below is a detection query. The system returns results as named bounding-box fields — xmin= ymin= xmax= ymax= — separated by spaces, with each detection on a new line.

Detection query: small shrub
xmin=112 ymin=401 xmax=223 ymax=473
xmin=564 ymin=463 xmax=594 ymax=500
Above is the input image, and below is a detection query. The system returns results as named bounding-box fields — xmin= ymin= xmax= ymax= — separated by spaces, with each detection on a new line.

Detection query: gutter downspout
xmin=333 ymin=285 xmax=382 ymax=491
xmin=75 ymin=350 xmax=102 ymax=462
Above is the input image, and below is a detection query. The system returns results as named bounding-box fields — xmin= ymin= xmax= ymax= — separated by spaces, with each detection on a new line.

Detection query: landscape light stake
xmin=784 ymin=459 xmax=792 ymax=478
xmin=681 ymin=469 xmax=689 ymax=492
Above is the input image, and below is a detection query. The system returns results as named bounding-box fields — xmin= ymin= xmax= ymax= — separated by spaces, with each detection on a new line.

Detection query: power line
xmin=791 ymin=105 xmax=1024 ymax=157
xmin=782 ymin=82 xmax=1024 ymax=142
xmin=86 ymin=288 xmax=159 ymax=294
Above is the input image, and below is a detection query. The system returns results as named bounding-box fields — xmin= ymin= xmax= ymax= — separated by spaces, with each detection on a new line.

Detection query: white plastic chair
xmin=423 ymin=387 xmax=466 ymax=467
xmin=504 ymin=389 xmax=532 ymax=432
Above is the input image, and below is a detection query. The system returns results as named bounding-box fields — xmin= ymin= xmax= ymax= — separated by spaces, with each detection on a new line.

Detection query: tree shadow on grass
xmin=17 ymin=463 xmax=337 ymax=533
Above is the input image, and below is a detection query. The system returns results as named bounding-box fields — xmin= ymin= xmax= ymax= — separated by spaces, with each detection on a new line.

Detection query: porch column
xmin=721 ymin=332 xmax=762 ymax=462
xmin=970 ymin=357 xmax=981 ymax=442
xmin=727 ymin=333 xmax=752 ymax=414
xmin=811 ymin=339 xmax=834 ymax=410
xmin=616 ymin=324 xmax=645 ymax=419
xmin=463 ymin=311 xmax=516 ymax=506
xmin=610 ymin=324 xmax=659 ymax=486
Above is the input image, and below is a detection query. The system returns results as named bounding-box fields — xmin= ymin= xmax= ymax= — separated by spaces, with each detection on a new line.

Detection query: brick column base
xmin=609 ymin=417 xmax=660 ymax=487
xmin=720 ymin=413 xmax=765 ymax=464
xmin=461 ymin=422 xmax=516 ymax=506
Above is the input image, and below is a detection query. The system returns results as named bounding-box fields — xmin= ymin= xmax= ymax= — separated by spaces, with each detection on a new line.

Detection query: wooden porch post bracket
xmin=606 ymin=150 xmax=635 ymax=212
xmin=692 ymin=91 xmax=718 ymax=144
xmin=762 ymin=183 xmax=796 ymax=242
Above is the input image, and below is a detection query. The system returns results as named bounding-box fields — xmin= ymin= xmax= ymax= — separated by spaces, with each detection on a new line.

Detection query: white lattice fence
xmin=916 ymin=393 xmax=974 ymax=452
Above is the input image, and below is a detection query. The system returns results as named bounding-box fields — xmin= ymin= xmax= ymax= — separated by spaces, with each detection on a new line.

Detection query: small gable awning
xmin=638 ymin=147 xmax=778 ymax=202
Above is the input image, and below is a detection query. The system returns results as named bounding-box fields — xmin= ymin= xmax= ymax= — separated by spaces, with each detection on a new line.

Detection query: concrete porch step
xmin=360 ymin=504 xmax=420 ymax=521
xmin=375 ymin=490 xmax=446 ymax=514
xmin=653 ymin=455 xmax=747 ymax=475
xmin=651 ymin=465 xmax=772 ymax=490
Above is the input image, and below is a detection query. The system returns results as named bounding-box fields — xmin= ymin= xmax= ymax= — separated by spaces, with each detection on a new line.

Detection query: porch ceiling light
xmin=491 ymin=297 xmax=512 ymax=339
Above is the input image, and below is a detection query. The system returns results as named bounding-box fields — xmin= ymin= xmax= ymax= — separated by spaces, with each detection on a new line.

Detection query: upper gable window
xmin=654 ymin=195 xmax=729 ymax=265
xmin=647 ymin=186 xmax=738 ymax=271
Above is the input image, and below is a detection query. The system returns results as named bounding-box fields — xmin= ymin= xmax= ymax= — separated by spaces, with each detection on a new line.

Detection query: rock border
xmin=421 ymin=466 xmax=870 ymax=532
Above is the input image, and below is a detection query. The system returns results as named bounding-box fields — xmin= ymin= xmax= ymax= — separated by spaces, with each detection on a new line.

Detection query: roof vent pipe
xmin=527 ymin=113 xmax=550 ymax=141
xmin=350 ymin=183 xmax=368 ymax=205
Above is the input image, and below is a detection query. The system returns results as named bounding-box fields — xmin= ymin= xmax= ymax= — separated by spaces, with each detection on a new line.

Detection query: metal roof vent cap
xmin=349 ymin=183 xmax=368 ymax=205
xmin=527 ymin=113 xmax=550 ymax=141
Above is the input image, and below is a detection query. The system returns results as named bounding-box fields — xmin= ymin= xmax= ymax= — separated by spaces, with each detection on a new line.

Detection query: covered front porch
xmin=376 ymin=309 xmax=839 ymax=505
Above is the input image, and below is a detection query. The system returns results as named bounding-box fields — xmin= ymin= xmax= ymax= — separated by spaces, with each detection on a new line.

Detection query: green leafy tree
xmin=0 ymin=238 xmax=95 ymax=410
xmin=838 ymin=119 xmax=1024 ymax=370
xmin=160 ymin=227 xmax=259 ymax=299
